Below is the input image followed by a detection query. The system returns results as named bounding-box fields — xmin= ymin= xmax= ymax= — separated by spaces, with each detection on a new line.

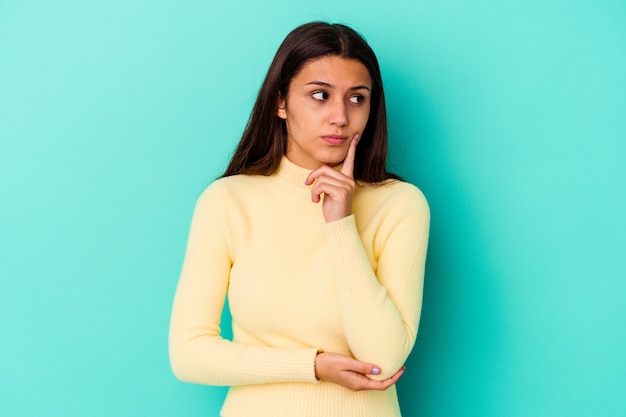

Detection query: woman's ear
xmin=277 ymin=96 xmax=287 ymax=119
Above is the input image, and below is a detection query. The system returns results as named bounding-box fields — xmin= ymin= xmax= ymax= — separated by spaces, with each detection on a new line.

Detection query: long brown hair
xmin=222 ymin=22 xmax=400 ymax=183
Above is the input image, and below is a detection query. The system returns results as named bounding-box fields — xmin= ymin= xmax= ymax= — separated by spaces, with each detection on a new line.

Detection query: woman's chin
xmin=318 ymin=150 xmax=349 ymax=167
xmin=286 ymin=148 xmax=348 ymax=170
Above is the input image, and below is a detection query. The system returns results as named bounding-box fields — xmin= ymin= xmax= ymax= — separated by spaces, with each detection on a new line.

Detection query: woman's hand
xmin=305 ymin=133 xmax=359 ymax=223
xmin=314 ymin=352 xmax=405 ymax=391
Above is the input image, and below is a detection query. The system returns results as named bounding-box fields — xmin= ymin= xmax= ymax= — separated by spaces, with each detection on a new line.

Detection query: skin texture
xmin=277 ymin=56 xmax=371 ymax=171
xmin=315 ymin=352 xmax=406 ymax=392
xmin=277 ymin=56 xmax=371 ymax=223
xmin=278 ymin=56 xmax=405 ymax=391
xmin=305 ymin=134 xmax=358 ymax=223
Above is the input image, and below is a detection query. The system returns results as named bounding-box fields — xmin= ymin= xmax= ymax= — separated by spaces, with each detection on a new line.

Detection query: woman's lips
xmin=322 ymin=135 xmax=348 ymax=145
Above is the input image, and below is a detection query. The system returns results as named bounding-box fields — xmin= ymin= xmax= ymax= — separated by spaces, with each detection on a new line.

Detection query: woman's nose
xmin=328 ymin=99 xmax=348 ymax=126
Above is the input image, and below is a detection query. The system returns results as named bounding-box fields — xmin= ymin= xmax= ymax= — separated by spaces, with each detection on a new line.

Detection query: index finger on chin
xmin=341 ymin=133 xmax=359 ymax=178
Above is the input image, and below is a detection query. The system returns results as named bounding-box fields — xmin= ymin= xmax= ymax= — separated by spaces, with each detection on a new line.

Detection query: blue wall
xmin=1 ymin=1 xmax=625 ymax=416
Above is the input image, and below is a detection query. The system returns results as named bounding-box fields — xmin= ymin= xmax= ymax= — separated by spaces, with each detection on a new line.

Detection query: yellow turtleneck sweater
xmin=169 ymin=157 xmax=430 ymax=417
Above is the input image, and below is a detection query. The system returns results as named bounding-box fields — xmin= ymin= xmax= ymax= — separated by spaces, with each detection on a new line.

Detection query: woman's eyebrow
xmin=305 ymin=81 xmax=371 ymax=91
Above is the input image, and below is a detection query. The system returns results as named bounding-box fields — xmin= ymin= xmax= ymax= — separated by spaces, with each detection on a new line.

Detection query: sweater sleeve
xmin=168 ymin=181 xmax=319 ymax=386
xmin=321 ymin=184 xmax=430 ymax=380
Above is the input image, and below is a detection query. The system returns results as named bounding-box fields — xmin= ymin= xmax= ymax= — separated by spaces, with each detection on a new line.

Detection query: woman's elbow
xmin=169 ymin=345 xmax=193 ymax=382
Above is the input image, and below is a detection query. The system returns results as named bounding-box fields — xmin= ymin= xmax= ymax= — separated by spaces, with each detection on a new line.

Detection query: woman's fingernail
xmin=354 ymin=133 xmax=360 ymax=142
xmin=372 ymin=367 xmax=380 ymax=375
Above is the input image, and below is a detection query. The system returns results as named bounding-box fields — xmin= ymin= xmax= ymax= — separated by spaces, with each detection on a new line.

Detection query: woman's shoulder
xmin=354 ymin=179 xmax=429 ymax=230
xmin=197 ymin=174 xmax=268 ymax=203
xmin=358 ymin=179 xmax=428 ymax=210
xmin=204 ymin=173 xmax=266 ymax=191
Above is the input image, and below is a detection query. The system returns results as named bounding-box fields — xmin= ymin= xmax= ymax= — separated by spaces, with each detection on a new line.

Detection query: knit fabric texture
xmin=169 ymin=156 xmax=430 ymax=417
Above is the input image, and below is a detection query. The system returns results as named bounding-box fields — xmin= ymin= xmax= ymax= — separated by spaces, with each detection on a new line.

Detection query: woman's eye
xmin=349 ymin=95 xmax=365 ymax=104
xmin=311 ymin=91 xmax=329 ymax=101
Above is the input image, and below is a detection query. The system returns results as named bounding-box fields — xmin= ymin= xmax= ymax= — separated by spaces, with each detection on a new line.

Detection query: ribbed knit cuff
xmin=321 ymin=215 xmax=378 ymax=299
xmin=321 ymin=214 xmax=359 ymax=242
xmin=235 ymin=346 xmax=320 ymax=384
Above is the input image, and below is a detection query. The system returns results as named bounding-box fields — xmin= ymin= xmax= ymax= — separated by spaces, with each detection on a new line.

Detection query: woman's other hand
xmin=305 ymin=133 xmax=359 ymax=223
xmin=314 ymin=352 xmax=405 ymax=391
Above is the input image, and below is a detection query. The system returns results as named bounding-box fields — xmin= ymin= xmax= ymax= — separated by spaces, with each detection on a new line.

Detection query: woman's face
xmin=277 ymin=56 xmax=372 ymax=170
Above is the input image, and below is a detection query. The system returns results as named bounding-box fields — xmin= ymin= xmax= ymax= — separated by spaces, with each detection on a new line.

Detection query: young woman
xmin=169 ymin=22 xmax=430 ymax=417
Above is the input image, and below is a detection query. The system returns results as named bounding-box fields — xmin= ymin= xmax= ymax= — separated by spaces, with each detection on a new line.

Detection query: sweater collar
xmin=274 ymin=156 xmax=343 ymax=198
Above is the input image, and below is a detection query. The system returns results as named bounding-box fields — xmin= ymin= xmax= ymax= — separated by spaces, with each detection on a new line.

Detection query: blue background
xmin=1 ymin=1 xmax=625 ymax=416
